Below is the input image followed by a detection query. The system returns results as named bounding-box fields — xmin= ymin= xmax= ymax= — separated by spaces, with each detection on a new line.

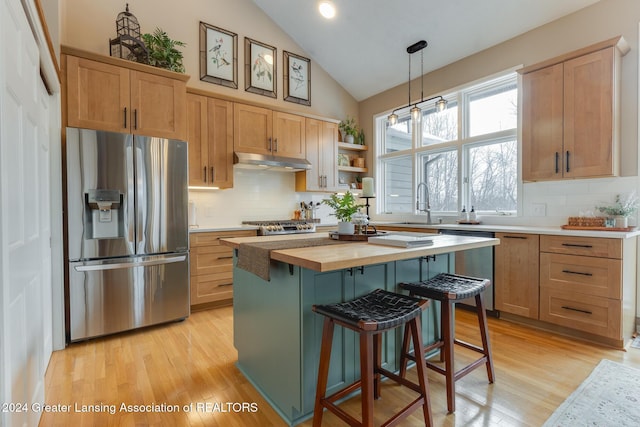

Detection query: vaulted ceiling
xmin=252 ymin=0 xmax=601 ymax=101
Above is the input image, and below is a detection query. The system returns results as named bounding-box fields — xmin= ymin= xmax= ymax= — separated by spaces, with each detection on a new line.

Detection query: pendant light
xmin=387 ymin=40 xmax=448 ymax=125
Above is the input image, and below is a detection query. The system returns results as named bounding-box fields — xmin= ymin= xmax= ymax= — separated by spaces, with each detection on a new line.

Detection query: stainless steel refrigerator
xmin=65 ymin=127 xmax=190 ymax=342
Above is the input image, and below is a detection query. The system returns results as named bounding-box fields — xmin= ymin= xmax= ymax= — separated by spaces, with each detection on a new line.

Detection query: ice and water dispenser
xmin=84 ymin=189 xmax=124 ymax=239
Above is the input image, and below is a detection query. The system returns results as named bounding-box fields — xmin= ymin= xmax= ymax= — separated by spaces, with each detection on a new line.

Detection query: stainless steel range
xmin=243 ymin=220 xmax=317 ymax=236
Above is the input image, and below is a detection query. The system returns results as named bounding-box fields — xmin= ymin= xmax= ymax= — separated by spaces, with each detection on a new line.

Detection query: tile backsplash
xmin=520 ymin=176 xmax=639 ymax=226
xmin=188 ymin=169 xmax=337 ymax=228
xmin=190 ymin=168 xmax=640 ymax=228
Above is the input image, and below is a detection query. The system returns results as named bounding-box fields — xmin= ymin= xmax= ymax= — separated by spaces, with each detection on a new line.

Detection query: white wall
xmin=188 ymin=170 xmax=337 ymax=228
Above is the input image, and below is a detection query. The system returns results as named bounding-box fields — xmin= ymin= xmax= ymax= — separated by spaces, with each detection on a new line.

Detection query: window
xmin=377 ymin=72 xmax=518 ymax=216
xmin=467 ymin=139 xmax=517 ymax=212
xmin=417 ymin=149 xmax=458 ymax=212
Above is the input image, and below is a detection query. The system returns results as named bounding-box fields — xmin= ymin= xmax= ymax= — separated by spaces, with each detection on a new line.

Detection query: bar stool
xmin=399 ymin=273 xmax=495 ymax=414
xmin=312 ymin=288 xmax=433 ymax=427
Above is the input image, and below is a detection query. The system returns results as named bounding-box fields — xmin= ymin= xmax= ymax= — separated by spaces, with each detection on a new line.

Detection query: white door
xmin=0 ymin=0 xmax=53 ymax=425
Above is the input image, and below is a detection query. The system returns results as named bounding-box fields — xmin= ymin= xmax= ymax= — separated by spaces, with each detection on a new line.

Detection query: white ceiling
xmin=252 ymin=0 xmax=600 ymax=101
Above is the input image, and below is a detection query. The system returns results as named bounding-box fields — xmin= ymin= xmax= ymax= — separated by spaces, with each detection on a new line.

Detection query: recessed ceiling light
xmin=318 ymin=1 xmax=336 ymax=19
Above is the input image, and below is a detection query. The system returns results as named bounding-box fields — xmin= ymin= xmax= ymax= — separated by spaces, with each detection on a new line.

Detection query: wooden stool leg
xmin=475 ymin=294 xmax=495 ymax=383
xmin=399 ymin=322 xmax=412 ymax=378
xmin=360 ymin=332 xmax=375 ymax=427
xmin=374 ymin=333 xmax=382 ymax=399
xmin=442 ymin=301 xmax=455 ymax=413
xmin=313 ymin=318 xmax=335 ymax=427
xmin=410 ymin=317 xmax=433 ymax=427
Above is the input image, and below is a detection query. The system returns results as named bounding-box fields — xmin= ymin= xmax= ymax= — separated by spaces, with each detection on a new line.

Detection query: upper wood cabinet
xmin=520 ymin=37 xmax=628 ymax=182
xmin=234 ymin=103 xmax=306 ymax=159
xmin=186 ymin=93 xmax=233 ymax=188
xmin=65 ymin=52 xmax=188 ymax=140
xmin=295 ymin=118 xmax=338 ymax=192
xmin=273 ymin=111 xmax=306 ymax=159
xmin=494 ymin=232 xmax=540 ymax=319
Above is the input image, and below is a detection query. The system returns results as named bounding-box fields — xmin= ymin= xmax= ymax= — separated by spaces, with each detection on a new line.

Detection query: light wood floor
xmin=40 ymin=307 xmax=640 ymax=427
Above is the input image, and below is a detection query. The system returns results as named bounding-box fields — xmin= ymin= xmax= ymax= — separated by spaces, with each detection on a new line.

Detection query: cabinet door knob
xmin=274 ymin=138 xmax=278 ymax=152
xmin=203 ymin=166 xmax=207 ymax=183
xmin=566 ymin=151 xmax=570 ymax=173
xmin=210 ymin=166 xmax=215 ymax=183
xmin=134 ymin=109 xmax=138 ymax=130
xmin=555 ymin=152 xmax=559 ymax=174
xmin=123 ymin=107 xmax=128 ymax=129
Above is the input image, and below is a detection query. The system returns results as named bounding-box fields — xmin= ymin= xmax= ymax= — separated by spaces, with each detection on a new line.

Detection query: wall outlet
xmin=532 ymin=203 xmax=546 ymax=216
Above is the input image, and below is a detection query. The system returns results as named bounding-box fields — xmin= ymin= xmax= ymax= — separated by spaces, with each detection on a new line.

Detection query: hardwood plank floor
xmin=40 ymin=307 xmax=640 ymax=426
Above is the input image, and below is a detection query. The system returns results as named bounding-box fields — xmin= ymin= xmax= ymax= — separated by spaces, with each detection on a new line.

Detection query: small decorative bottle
xmin=469 ymin=206 xmax=477 ymax=221
xmin=459 ymin=206 xmax=468 ymax=222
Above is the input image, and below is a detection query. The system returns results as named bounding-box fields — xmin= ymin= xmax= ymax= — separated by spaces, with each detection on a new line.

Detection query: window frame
xmin=375 ymin=68 xmax=522 ymax=218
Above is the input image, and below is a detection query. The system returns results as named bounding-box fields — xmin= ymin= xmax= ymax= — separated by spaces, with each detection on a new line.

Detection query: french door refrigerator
xmin=65 ymin=127 xmax=189 ymax=342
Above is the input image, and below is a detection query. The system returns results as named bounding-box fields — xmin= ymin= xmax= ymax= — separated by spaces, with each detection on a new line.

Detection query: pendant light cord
xmin=408 ymin=53 xmax=411 ymax=106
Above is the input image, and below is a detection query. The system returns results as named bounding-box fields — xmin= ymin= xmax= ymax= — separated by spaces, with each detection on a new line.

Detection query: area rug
xmin=543 ymin=359 xmax=640 ymax=426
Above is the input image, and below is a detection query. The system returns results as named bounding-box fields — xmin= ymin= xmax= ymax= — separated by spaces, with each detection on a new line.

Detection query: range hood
xmin=234 ymin=152 xmax=311 ymax=172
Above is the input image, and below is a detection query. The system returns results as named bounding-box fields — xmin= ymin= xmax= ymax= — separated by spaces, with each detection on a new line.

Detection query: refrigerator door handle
xmin=126 ymin=139 xmax=136 ymax=250
xmin=73 ymin=255 xmax=187 ymax=272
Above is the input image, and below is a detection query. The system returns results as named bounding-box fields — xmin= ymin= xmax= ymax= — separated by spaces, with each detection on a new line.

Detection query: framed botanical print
xmin=245 ymin=37 xmax=276 ymax=98
xmin=283 ymin=51 xmax=311 ymax=106
xmin=199 ymin=22 xmax=238 ymax=88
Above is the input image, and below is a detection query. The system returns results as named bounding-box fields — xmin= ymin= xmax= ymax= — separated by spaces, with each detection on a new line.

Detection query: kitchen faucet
xmin=416 ymin=182 xmax=432 ymax=224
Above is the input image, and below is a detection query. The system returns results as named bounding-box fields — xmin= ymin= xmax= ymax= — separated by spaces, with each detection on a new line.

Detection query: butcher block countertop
xmin=220 ymin=232 xmax=499 ymax=272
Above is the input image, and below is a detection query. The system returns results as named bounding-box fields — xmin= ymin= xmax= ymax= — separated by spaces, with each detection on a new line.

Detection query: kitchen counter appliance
xmin=242 ymin=220 xmax=316 ymax=236
xmin=65 ymin=128 xmax=190 ymax=342
xmin=439 ymin=229 xmax=496 ymax=315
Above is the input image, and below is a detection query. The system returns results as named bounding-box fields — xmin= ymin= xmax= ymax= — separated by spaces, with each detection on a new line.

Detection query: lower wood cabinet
xmin=539 ymin=287 xmax=621 ymax=340
xmin=539 ymin=234 xmax=629 ymax=344
xmin=190 ymin=230 xmax=256 ymax=308
xmin=494 ymin=232 xmax=540 ymax=319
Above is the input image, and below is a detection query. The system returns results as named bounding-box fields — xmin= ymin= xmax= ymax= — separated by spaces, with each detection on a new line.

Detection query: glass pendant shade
xmin=388 ymin=113 xmax=398 ymax=125
xmin=435 ymin=98 xmax=447 ymax=112
xmin=410 ymin=105 xmax=421 ymax=122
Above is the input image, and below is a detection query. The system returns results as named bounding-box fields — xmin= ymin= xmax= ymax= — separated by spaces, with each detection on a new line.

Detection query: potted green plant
xmin=322 ymin=191 xmax=360 ymax=234
xmin=339 ymin=117 xmax=359 ymax=145
xmin=596 ymin=192 xmax=638 ymax=228
xmin=141 ymin=28 xmax=186 ymax=73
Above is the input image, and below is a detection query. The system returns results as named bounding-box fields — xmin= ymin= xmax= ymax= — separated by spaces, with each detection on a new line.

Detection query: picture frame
xmin=245 ymin=37 xmax=277 ymax=98
xmin=337 ymin=153 xmax=350 ymax=167
xmin=283 ymin=51 xmax=311 ymax=106
xmin=199 ymin=22 xmax=238 ymax=89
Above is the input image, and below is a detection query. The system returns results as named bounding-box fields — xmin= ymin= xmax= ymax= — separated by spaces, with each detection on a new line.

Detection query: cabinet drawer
xmin=540 ymin=235 xmax=621 ymax=259
xmin=190 ymin=230 xmax=256 ymax=247
xmin=190 ymin=273 xmax=233 ymax=304
xmin=191 ymin=246 xmax=234 ymax=276
xmin=540 ymin=253 xmax=621 ymax=299
xmin=540 ymin=287 xmax=620 ymax=339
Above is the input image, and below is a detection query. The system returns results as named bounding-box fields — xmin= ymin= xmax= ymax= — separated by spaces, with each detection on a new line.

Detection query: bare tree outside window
xmin=468 ymin=140 xmax=517 ymax=211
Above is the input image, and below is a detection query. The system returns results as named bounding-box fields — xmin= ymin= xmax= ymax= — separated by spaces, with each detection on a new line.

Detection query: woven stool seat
xmin=312 ymin=288 xmax=433 ymax=426
xmin=399 ymin=273 xmax=495 ymax=414
xmin=313 ymin=288 xmax=425 ymax=332
xmin=400 ymin=273 xmax=490 ymax=301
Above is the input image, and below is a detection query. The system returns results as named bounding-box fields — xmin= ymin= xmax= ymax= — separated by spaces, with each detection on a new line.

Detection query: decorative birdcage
xmin=109 ymin=4 xmax=148 ymax=64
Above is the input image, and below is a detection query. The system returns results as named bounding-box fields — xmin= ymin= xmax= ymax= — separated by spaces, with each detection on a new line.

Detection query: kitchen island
xmin=221 ymin=232 xmax=499 ymax=425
